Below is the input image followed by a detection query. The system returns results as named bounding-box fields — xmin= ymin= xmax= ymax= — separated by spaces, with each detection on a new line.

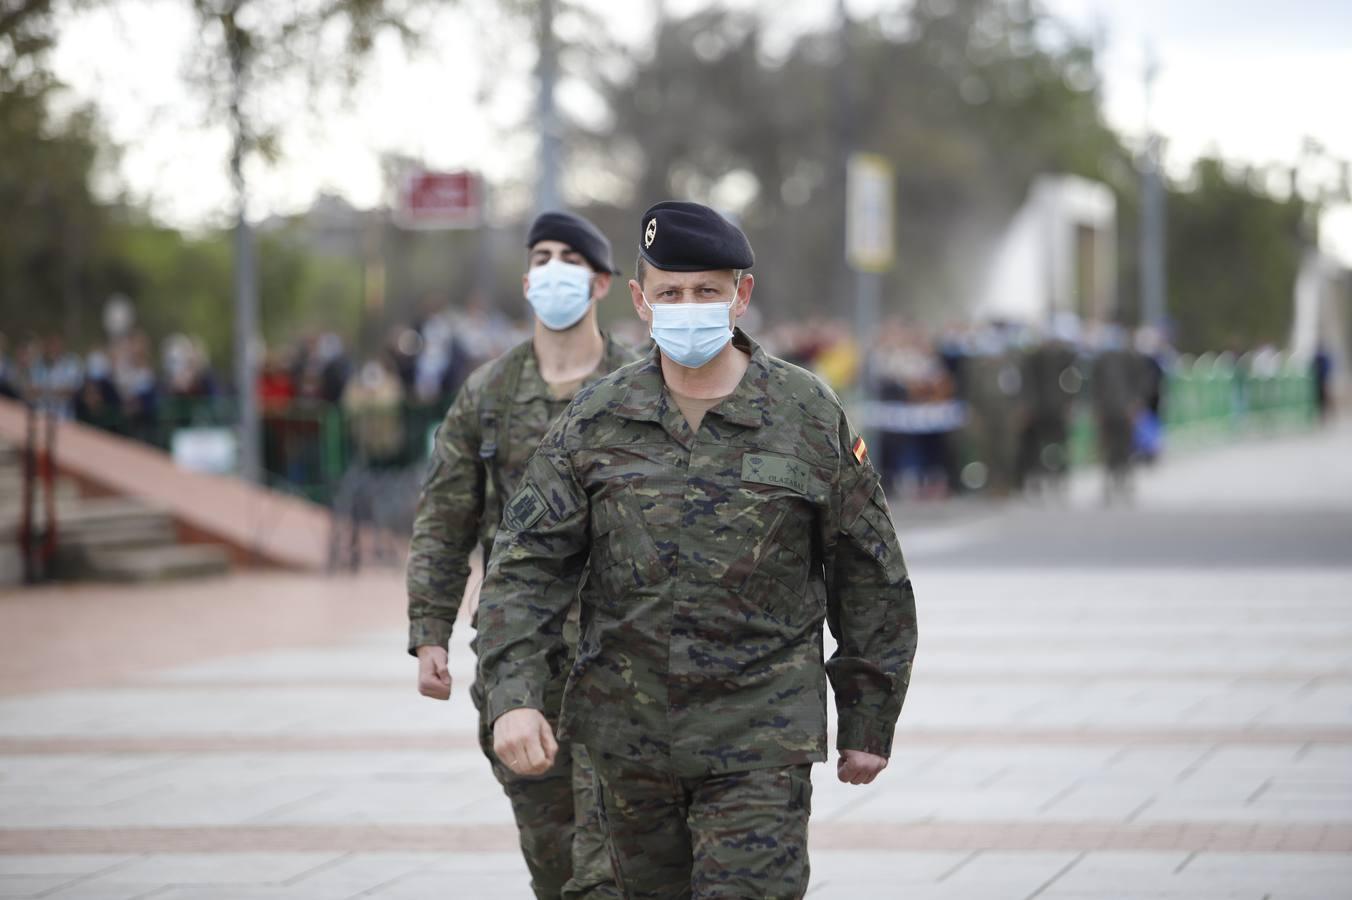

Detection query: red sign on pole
xmin=395 ymin=170 xmax=482 ymax=230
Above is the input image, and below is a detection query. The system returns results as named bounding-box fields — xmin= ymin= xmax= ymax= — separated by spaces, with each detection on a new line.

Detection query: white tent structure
xmin=976 ymin=174 xmax=1117 ymax=324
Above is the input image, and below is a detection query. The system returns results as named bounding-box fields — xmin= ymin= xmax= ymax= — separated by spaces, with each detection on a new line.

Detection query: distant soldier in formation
xmin=1016 ymin=315 xmax=1082 ymax=498
xmin=963 ymin=323 xmax=1025 ymax=496
xmin=1089 ymin=324 xmax=1148 ymax=504
xmin=406 ymin=211 xmax=634 ymax=899
xmin=478 ymin=201 xmax=918 ymax=899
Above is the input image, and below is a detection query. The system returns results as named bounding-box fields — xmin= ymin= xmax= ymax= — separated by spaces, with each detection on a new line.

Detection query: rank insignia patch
xmin=504 ymin=484 xmax=547 ymax=531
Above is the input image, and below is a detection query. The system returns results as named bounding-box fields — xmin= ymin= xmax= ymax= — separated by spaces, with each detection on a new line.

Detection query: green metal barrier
xmin=1072 ymin=353 xmax=1315 ymax=466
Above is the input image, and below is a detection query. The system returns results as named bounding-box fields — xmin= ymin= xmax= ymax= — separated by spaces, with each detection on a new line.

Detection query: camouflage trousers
xmin=588 ymin=749 xmax=812 ymax=900
xmin=473 ymin=685 xmax=619 ymax=900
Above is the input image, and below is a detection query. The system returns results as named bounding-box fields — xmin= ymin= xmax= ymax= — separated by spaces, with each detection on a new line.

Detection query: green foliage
xmin=0 ymin=90 xmax=106 ymax=345
xmin=101 ymin=221 xmax=365 ymax=367
xmin=1166 ymin=158 xmax=1308 ymax=352
xmin=101 ymin=224 xmax=233 ymax=363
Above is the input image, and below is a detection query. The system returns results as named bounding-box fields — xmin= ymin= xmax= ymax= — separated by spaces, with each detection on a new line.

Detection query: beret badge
xmin=644 ymin=217 xmax=658 ymax=248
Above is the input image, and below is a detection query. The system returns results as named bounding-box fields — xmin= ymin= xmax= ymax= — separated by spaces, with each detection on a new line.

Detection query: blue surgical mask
xmin=644 ymin=297 xmax=734 ymax=368
xmin=527 ymin=259 xmax=593 ymax=331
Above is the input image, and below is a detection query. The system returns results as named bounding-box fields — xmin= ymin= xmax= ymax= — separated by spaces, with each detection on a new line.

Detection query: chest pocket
xmin=718 ymin=452 xmax=823 ymax=625
xmin=590 ymin=483 xmax=666 ymax=602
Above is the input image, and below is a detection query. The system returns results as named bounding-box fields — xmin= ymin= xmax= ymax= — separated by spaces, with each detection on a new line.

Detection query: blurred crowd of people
xmin=0 ymin=304 xmax=527 ymax=468
xmin=766 ymin=315 xmax=1172 ymax=504
xmin=3 ymin=305 xmax=1323 ymax=506
xmin=0 ymin=330 xmax=195 ymax=439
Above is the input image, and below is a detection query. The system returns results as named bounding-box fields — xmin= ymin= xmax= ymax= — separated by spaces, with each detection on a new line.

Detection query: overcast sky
xmin=50 ymin=0 xmax=1352 ymax=262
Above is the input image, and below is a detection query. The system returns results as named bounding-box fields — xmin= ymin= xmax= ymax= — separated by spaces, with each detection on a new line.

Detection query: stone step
xmin=59 ymin=519 xmax=178 ymax=551
xmin=0 ymin=479 xmax=83 ymax=504
xmin=0 ymin=542 xmax=20 ymax=587
xmin=82 ymin=544 xmax=232 ymax=583
xmin=0 ymin=496 xmax=171 ymax=535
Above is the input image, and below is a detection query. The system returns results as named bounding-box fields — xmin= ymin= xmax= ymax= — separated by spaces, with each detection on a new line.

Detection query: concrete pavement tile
xmin=0 ymin=875 xmax=81 ymax=897
xmin=10 ymin=781 xmax=337 ymax=829
xmin=1178 ymin=852 xmax=1352 ymax=891
xmin=815 ymin=788 xmax=939 ymax=823
xmin=1197 ymin=745 xmax=1308 ymax=771
xmin=938 ymin=850 xmax=1081 ymax=895
xmin=1263 ymin=780 xmax=1352 ymax=802
xmin=253 ymin=778 xmax=514 ymax=826
xmin=845 ymin=786 xmax=1059 ymax=822
xmin=1035 ymin=783 xmax=1157 ymax=820
xmin=944 ymin=746 xmax=1123 ymax=772
xmin=362 ymin=872 xmax=527 ymax=899
xmin=1032 ymin=886 xmax=1265 ymax=891
xmin=0 ymin=689 xmax=457 ymax=740
xmin=80 ymin=853 xmax=344 ymax=886
xmin=805 ymin=855 xmax=1078 ymax=900
xmin=0 ymin=855 xmax=133 ymax=876
xmin=806 ymin=851 xmax=969 ymax=885
xmin=1045 ymin=850 xmax=1199 ymax=892
xmin=0 ymin=755 xmax=196 ymax=793
xmin=1298 ymin=746 xmax=1352 ymax=768
xmin=40 ymin=885 xmax=162 ymax=900
xmin=152 ymin=646 xmax=411 ymax=684
xmin=415 ymin=852 xmax=530 ymax=875
xmin=285 ymin=853 xmax=445 ymax=895
xmin=134 ymin=890 xmax=335 ymax=900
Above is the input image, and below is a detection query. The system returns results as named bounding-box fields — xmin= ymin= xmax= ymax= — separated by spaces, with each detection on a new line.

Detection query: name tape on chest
xmin=741 ymin=453 xmax=810 ymax=495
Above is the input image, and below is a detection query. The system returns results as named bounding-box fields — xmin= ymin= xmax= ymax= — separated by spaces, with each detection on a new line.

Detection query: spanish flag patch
xmin=851 ymin=435 xmax=868 ymax=464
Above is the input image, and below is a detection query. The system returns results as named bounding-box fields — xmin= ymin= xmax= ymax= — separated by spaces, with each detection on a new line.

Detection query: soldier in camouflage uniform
xmin=1016 ymin=319 xmax=1082 ymax=498
xmin=962 ymin=325 xmax=1024 ymax=497
xmin=478 ymin=202 xmax=918 ymax=899
xmin=1089 ymin=323 xmax=1147 ymax=505
xmin=407 ymin=211 xmax=635 ymax=899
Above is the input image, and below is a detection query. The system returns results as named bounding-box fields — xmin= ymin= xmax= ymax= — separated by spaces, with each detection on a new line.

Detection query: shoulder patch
xmin=852 ymin=436 xmax=868 ymax=464
xmin=742 ymin=452 xmax=809 ymax=495
xmin=503 ymin=483 xmax=548 ymax=531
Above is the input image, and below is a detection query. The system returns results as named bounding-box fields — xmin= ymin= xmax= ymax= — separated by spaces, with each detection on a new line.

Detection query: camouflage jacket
xmin=406 ymin=334 xmax=637 ymax=654
xmin=477 ymin=330 xmax=917 ymax=776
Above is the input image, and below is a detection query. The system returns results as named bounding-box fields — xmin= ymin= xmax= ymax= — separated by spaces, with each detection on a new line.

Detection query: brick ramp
xmin=0 ymin=398 xmax=330 ymax=571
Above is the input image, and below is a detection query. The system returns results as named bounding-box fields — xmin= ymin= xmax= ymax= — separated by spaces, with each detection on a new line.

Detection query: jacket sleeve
xmin=405 ymin=380 xmax=486 ymax=655
xmin=823 ymin=413 xmax=918 ymax=758
xmin=476 ymin=418 xmax=590 ymax=724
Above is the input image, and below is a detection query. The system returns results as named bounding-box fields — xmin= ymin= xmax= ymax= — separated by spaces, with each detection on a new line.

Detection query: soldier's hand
xmin=837 ymin=749 xmax=888 ymax=785
xmin=415 ymin=646 xmax=452 ymax=700
xmin=493 ymin=708 xmax=559 ymax=776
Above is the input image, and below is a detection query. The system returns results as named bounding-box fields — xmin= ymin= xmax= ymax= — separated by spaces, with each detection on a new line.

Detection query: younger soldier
xmin=406 ymin=211 xmax=634 ymax=899
xmin=478 ymin=201 xmax=918 ymax=899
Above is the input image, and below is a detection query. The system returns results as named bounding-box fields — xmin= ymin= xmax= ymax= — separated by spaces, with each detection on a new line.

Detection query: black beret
xmin=527 ymin=210 xmax=620 ymax=274
xmin=638 ymin=201 xmax=754 ymax=273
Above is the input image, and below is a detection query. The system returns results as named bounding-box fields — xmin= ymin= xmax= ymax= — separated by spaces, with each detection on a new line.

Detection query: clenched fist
xmin=493 ymin=707 xmax=559 ymax=776
xmin=837 ymin=749 xmax=888 ymax=785
xmin=415 ymin=646 xmax=451 ymax=700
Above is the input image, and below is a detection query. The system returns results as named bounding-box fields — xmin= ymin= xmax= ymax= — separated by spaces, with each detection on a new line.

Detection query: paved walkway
xmin=2 ymin=425 xmax=1350 ymax=898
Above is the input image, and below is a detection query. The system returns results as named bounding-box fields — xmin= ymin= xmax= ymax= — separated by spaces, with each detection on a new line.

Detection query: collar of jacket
xmin=616 ymin=327 xmax=768 ymax=429
xmin=517 ymin=332 xmax=633 ymax=401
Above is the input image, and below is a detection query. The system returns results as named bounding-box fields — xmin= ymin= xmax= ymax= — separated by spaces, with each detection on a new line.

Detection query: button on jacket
xmin=478 ymin=330 xmax=917 ymax=776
